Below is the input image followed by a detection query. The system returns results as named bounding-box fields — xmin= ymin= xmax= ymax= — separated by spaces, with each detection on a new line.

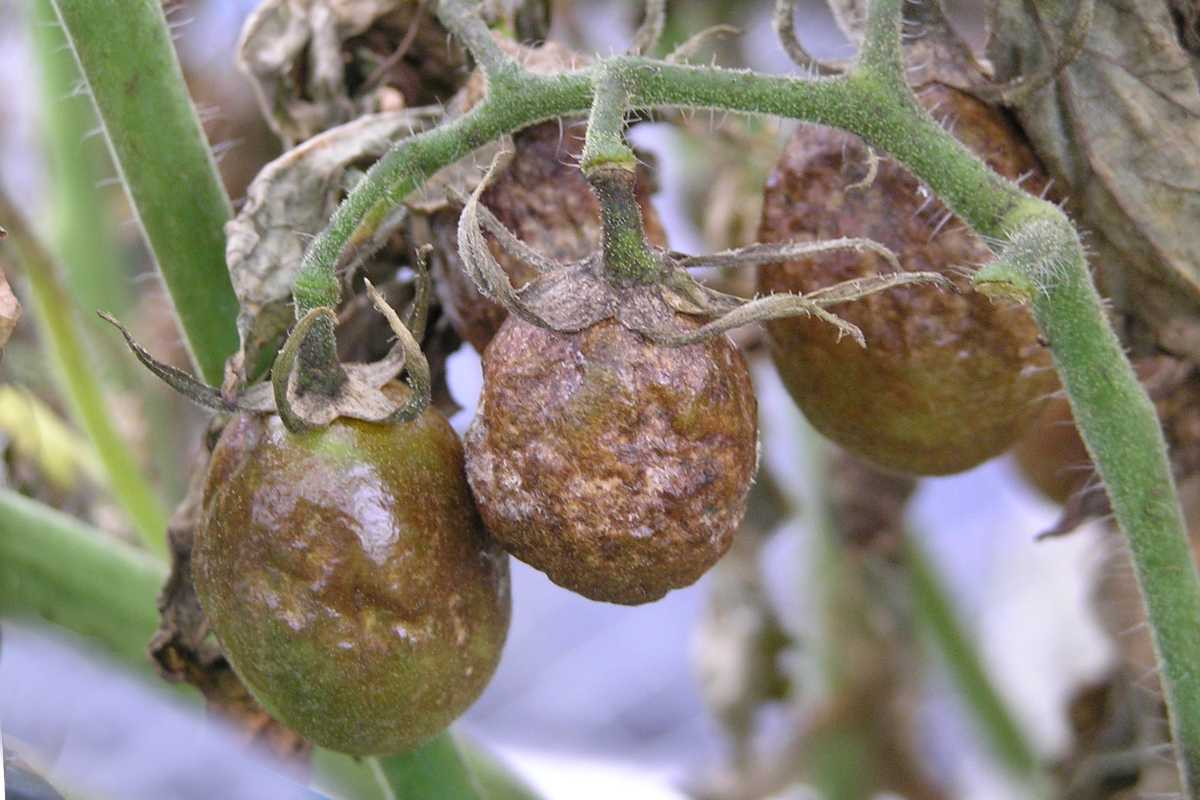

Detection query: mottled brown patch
xmin=194 ymin=402 xmax=510 ymax=755
xmin=757 ymin=84 xmax=1056 ymax=475
xmin=429 ymin=121 xmax=666 ymax=352
xmin=464 ymin=317 xmax=758 ymax=605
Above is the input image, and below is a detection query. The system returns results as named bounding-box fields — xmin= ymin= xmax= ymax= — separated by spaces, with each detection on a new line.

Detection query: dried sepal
xmin=103 ymin=300 xmax=426 ymax=433
xmin=679 ymin=238 xmax=901 ymax=272
xmin=363 ymin=279 xmax=431 ymax=423
xmin=455 ymin=148 xmax=563 ymax=328
xmin=636 ymin=274 xmax=950 ymax=348
xmin=469 ymin=200 xmax=561 ymax=275
xmin=630 ymin=0 xmax=666 ymax=56
xmin=976 ymin=0 xmax=1094 ymax=105
xmin=270 ymin=307 xmax=346 ymax=433
xmin=99 ymin=312 xmax=239 ymax=413
xmin=773 ymin=0 xmax=846 ymax=75
xmin=455 ymin=146 xmax=932 ymax=349
xmin=404 ymin=243 xmax=433 ymax=341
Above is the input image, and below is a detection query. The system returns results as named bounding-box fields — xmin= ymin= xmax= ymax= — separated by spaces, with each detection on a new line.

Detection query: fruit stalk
xmin=580 ymin=66 xmax=659 ymax=284
xmin=293 ymin=1 xmax=1200 ymax=788
xmin=50 ymin=0 xmax=239 ymax=385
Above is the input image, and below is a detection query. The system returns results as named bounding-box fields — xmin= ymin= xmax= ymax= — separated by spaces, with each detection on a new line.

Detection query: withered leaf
xmin=237 ymin=0 xmax=460 ymax=146
xmin=988 ymin=0 xmax=1200 ymax=358
xmin=224 ymin=109 xmax=439 ymax=377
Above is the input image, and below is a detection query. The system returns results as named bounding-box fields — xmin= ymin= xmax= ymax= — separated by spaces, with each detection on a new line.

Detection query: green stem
xmin=50 ymin=0 xmax=239 ymax=385
xmin=30 ymin=0 xmax=187 ymax=503
xmin=29 ymin=0 xmax=130 ymax=321
xmin=0 ymin=489 xmax=165 ymax=669
xmin=372 ymin=736 xmax=482 ymax=800
xmin=295 ymin=1 xmax=1200 ymax=790
xmin=0 ymin=197 xmax=169 ymax=556
xmin=905 ymin=537 xmax=1048 ymax=795
xmin=1020 ymin=218 xmax=1200 ymax=795
xmin=582 ymin=66 xmax=658 ymax=284
xmin=579 ymin=66 xmax=635 ymax=172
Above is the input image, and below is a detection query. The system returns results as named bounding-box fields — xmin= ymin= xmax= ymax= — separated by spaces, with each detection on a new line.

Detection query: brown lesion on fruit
xmin=150 ymin=418 xmax=311 ymax=765
xmin=192 ymin=396 xmax=510 ymax=755
xmin=465 ymin=316 xmax=758 ymax=604
xmin=757 ymin=83 xmax=1058 ymax=475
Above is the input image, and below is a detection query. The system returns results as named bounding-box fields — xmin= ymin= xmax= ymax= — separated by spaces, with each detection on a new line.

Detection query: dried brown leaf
xmin=224 ymin=110 xmax=438 ymax=378
xmin=989 ymin=0 xmax=1200 ymax=358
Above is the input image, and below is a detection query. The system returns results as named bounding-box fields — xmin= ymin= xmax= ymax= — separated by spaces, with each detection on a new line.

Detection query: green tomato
xmin=194 ymin=403 xmax=510 ymax=755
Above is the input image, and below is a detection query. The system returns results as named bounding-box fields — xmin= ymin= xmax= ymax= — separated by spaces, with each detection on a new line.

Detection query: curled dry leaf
xmin=238 ymin=0 xmax=464 ymax=145
xmin=988 ymin=0 xmax=1200 ymax=358
xmin=224 ymin=109 xmax=439 ymax=380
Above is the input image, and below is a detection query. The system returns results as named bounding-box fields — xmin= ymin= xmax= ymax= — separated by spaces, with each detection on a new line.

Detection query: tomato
xmin=757 ymin=84 xmax=1056 ymax=475
xmin=194 ymin=401 xmax=510 ymax=755
xmin=464 ymin=317 xmax=758 ymax=605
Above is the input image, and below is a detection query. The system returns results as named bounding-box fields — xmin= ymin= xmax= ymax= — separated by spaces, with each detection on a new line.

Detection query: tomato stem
xmin=289 ymin=0 xmax=1200 ymax=791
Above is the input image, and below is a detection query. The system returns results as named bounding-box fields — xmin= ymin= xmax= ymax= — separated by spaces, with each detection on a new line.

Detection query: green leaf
xmin=0 ymin=489 xmax=165 ymax=669
xmin=50 ymin=0 xmax=240 ymax=384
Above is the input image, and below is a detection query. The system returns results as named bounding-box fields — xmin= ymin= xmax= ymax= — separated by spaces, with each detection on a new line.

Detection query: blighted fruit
xmin=194 ymin=402 xmax=510 ymax=755
xmin=757 ymin=84 xmax=1056 ymax=475
xmin=464 ymin=317 xmax=758 ymax=605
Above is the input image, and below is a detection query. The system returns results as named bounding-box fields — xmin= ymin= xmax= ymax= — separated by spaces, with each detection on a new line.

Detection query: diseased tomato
xmin=464 ymin=316 xmax=758 ymax=605
xmin=194 ymin=399 xmax=510 ymax=755
xmin=757 ymin=84 xmax=1056 ymax=475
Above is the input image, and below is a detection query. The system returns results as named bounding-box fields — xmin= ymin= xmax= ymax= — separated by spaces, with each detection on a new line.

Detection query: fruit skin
xmin=1013 ymin=393 xmax=1091 ymax=504
xmin=757 ymin=84 xmax=1056 ymax=475
xmin=428 ymin=121 xmax=666 ymax=352
xmin=464 ymin=316 xmax=758 ymax=605
xmin=194 ymin=404 xmax=510 ymax=756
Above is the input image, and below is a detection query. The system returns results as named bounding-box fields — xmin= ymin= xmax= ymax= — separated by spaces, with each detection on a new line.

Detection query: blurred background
xmin=0 ymin=1 xmax=1179 ymax=798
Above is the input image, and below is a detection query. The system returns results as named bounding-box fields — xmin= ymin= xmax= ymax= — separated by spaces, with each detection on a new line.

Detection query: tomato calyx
xmin=455 ymin=148 xmax=952 ymax=350
xmin=100 ymin=264 xmax=431 ymax=434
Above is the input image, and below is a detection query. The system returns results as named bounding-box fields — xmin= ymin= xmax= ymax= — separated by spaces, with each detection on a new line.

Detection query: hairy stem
xmin=29 ymin=0 xmax=130 ymax=321
xmin=0 ymin=196 xmax=169 ymax=555
xmin=294 ymin=1 xmax=1200 ymax=789
xmin=51 ymin=0 xmax=239 ymax=385
xmin=582 ymin=66 xmax=658 ymax=284
xmin=1008 ymin=213 xmax=1200 ymax=794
